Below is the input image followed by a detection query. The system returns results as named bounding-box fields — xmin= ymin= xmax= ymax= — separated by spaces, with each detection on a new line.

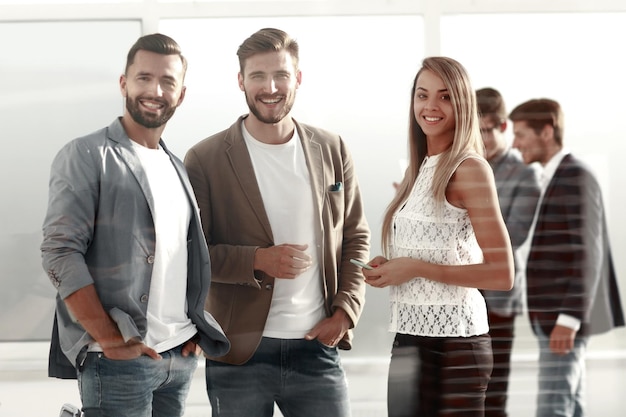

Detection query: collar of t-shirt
xmin=541 ymin=148 xmax=570 ymax=191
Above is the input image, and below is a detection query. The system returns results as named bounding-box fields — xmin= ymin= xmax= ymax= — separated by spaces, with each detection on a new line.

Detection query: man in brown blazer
xmin=184 ymin=28 xmax=370 ymax=417
xmin=510 ymin=98 xmax=624 ymax=417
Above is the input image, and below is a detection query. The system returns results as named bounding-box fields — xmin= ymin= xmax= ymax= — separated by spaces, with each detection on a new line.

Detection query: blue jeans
xmin=77 ymin=344 xmax=199 ymax=417
xmin=533 ymin=322 xmax=587 ymax=417
xmin=205 ymin=337 xmax=351 ymax=417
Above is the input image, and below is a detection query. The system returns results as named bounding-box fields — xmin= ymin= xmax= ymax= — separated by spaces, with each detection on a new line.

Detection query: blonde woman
xmin=362 ymin=57 xmax=514 ymax=417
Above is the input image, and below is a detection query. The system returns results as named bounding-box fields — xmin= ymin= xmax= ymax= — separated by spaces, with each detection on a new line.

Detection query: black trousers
xmin=484 ymin=312 xmax=516 ymax=417
xmin=388 ymin=332 xmax=493 ymax=417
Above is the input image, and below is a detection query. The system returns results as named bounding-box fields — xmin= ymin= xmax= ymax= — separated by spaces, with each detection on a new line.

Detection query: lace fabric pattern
xmin=389 ymin=154 xmax=489 ymax=337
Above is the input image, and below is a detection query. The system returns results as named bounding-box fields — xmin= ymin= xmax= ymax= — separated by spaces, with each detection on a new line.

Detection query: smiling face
xmin=512 ymin=120 xmax=548 ymax=165
xmin=120 ymin=50 xmax=186 ymax=129
xmin=413 ymin=69 xmax=456 ymax=150
xmin=238 ymin=50 xmax=301 ymax=125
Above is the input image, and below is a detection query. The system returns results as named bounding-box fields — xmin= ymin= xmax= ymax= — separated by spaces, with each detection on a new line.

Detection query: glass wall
xmin=0 ymin=20 xmax=141 ymax=340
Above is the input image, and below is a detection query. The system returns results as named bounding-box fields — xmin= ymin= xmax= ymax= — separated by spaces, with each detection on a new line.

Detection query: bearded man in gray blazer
xmin=510 ymin=98 xmax=624 ymax=417
xmin=184 ymin=28 xmax=370 ymax=417
xmin=41 ymin=33 xmax=229 ymax=417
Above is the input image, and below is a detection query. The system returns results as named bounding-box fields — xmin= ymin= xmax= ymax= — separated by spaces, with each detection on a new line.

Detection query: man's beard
xmin=126 ymin=96 xmax=177 ymax=129
xmin=245 ymin=91 xmax=294 ymax=124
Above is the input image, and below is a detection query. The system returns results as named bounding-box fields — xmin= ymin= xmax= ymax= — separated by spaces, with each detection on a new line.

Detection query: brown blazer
xmin=526 ymin=154 xmax=624 ymax=337
xmin=184 ymin=116 xmax=370 ymax=364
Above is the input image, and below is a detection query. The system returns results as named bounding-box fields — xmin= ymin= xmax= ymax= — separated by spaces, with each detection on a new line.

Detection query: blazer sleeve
xmin=504 ymin=164 xmax=541 ymax=250
xmin=329 ymin=138 xmax=370 ymax=327
xmin=553 ymin=164 xmax=601 ymax=322
xmin=579 ymin=167 xmax=608 ymax=322
xmin=41 ymin=138 xmax=99 ymax=299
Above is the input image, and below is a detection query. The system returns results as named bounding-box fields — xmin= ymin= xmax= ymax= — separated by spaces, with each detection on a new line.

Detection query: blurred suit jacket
xmin=526 ymin=153 xmax=624 ymax=337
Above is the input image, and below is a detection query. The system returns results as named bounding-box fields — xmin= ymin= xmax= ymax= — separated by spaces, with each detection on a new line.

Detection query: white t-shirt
xmin=131 ymin=140 xmax=197 ymax=352
xmin=242 ymin=123 xmax=325 ymax=339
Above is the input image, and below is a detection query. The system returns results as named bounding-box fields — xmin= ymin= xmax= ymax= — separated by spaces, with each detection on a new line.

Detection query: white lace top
xmin=388 ymin=153 xmax=489 ymax=337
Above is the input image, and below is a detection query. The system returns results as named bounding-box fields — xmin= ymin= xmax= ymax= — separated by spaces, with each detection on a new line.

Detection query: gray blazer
xmin=42 ymin=118 xmax=229 ymax=378
xmin=482 ymin=148 xmax=541 ymax=316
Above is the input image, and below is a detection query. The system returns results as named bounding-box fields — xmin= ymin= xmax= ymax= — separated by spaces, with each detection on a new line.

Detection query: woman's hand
xmin=363 ymin=257 xmax=421 ymax=288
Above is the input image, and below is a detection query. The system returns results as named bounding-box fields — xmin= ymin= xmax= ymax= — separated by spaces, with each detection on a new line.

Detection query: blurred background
xmin=1 ymin=0 xmax=625 ymax=415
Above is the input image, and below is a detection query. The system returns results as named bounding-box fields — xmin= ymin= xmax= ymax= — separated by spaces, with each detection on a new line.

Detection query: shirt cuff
xmin=556 ymin=314 xmax=581 ymax=331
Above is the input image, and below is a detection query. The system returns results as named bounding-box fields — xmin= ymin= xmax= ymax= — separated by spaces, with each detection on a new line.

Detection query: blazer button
xmin=140 ymin=294 xmax=149 ymax=303
xmin=147 ymin=255 xmax=155 ymax=264
xmin=265 ymin=284 xmax=273 ymax=291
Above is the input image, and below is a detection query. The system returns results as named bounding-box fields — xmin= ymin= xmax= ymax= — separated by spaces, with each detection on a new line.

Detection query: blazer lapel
xmin=107 ymin=120 xmax=156 ymax=219
xmin=297 ymin=122 xmax=325 ymax=213
xmin=534 ymin=155 xmax=570 ymax=232
xmin=225 ymin=120 xmax=274 ymax=242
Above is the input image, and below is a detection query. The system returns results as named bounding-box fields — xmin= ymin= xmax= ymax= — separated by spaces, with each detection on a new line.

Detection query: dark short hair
xmin=125 ymin=33 xmax=187 ymax=75
xmin=236 ymin=28 xmax=299 ymax=73
xmin=508 ymin=98 xmax=564 ymax=146
xmin=476 ymin=87 xmax=506 ymax=125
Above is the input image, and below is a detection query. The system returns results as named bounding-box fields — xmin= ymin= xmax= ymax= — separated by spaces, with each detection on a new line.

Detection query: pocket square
xmin=330 ymin=182 xmax=343 ymax=191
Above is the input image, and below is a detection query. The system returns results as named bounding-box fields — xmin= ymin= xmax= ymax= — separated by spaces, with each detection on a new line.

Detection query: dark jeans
xmin=205 ymin=337 xmax=350 ymax=417
xmin=388 ymin=332 xmax=493 ymax=417
xmin=485 ymin=312 xmax=516 ymax=417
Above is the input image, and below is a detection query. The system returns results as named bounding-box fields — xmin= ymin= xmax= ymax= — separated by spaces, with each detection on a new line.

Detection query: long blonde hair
xmin=381 ymin=57 xmax=484 ymax=256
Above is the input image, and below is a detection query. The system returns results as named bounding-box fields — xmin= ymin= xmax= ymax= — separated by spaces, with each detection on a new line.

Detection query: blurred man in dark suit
xmin=510 ymin=98 xmax=624 ymax=417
